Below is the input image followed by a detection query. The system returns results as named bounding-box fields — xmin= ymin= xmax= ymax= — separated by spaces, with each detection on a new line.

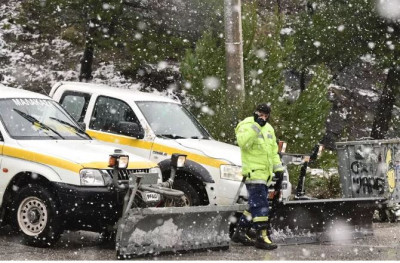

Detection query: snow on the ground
xmin=282 ymin=85 xmax=300 ymax=102
xmin=329 ymin=84 xmax=379 ymax=101
xmin=0 ymin=0 xmax=153 ymax=94
xmin=280 ymin=27 xmax=294 ymax=35
xmin=358 ymin=89 xmax=379 ymax=101
xmin=328 ymin=84 xmax=346 ymax=90
xmin=309 ymin=167 xmax=338 ymax=178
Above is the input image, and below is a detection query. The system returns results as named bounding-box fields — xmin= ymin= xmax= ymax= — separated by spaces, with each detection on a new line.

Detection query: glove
xmin=273 ymin=171 xmax=284 ymax=194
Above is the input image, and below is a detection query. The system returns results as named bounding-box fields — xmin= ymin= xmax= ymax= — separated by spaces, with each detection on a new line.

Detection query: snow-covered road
xmin=0 ymin=223 xmax=399 ymax=260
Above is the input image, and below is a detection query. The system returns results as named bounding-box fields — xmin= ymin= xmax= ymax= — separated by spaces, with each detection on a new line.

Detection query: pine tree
xmin=290 ymin=0 xmax=400 ymax=139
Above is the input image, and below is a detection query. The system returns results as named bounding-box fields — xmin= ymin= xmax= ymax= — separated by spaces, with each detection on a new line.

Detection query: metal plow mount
xmin=270 ymin=197 xmax=384 ymax=245
xmin=116 ymin=204 xmax=246 ymax=259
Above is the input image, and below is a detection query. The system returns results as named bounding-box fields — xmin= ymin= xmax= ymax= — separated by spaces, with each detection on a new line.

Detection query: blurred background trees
xmin=5 ymin=0 xmax=400 ymax=155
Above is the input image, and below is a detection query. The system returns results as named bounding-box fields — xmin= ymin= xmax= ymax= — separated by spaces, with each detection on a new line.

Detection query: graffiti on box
xmin=349 ymin=145 xmax=397 ymax=196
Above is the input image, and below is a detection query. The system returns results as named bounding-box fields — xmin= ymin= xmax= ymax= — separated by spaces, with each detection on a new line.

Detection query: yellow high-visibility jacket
xmin=235 ymin=117 xmax=283 ymax=184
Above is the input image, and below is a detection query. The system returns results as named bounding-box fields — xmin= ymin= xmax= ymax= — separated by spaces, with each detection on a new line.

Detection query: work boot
xmin=231 ymin=225 xmax=255 ymax=246
xmin=254 ymin=228 xmax=278 ymax=250
xmin=247 ymin=227 xmax=257 ymax=240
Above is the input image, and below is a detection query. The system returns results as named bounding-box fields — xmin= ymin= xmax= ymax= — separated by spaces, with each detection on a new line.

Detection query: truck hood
xmin=173 ymin=139 xmax=241 ymax=166
xmin=15 ymin=139 xmax=156 ymax=169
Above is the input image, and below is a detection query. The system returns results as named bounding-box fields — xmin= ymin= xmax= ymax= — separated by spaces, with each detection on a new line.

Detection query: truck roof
xmin=0 ymin=85 xmax=50 ymax=100
xmin=52 ymin=81 xmax=180 ymax=104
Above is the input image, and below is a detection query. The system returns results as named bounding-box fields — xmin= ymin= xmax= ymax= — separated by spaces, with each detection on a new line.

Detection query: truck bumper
xmin=53 ymin=182 xmax=126 ymax=232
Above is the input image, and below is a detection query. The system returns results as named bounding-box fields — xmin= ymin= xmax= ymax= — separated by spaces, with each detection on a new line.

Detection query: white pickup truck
xmin=50 ymin=81 xmax=292 ymax=206
xmin=0 ymin=85 xmax=161 ymax=246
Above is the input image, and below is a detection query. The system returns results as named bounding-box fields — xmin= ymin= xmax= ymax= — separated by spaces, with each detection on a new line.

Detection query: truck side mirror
xmin=116 ymin=121 xmax=144 ymax=139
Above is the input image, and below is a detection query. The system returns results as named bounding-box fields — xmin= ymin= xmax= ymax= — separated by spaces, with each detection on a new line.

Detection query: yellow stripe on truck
xmin=3 ymin=146 xmax=156 ymax=173
xmin=3 ymin=145 xmax=83 ymax=173
xmin=87 ymin=130 xmax=228 ymax=168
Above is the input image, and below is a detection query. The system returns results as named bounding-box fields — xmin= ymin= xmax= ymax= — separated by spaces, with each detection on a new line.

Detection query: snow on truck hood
xmin=12 ymin=139 xmax=156 ymax=172
xmin=170 ymin=138 xmax=242 ymax=167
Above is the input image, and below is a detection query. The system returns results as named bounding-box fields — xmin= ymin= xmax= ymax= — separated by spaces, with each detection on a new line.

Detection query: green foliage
xmin=61 ymin=26 xmax=84 ymax=46
xmin=181 ymin=31 xmax=227 ymax=137
xmin=288 ymin=0 xmax=400 ymax=141
xmin=278 ymin=65 xmax=332 ymax=153
xmin=181 ymin=3 xmax=291 ymax=142
xmin=315 ymin=150 xmax=338 ymax=170
xmin=243 ymin=12 xmax=291 ymax=116
xmin=290 ymin=0 xmax=400 ymax=72
xmin=182 ymin=32 xmax=226 ymax=99
xmin=306 ymin=173 xmax=341 ymax=199
xmin=18 ymin=0 xmax=194 ymax=73
xmin=2 ymin=24 xmax=11 ymax=30
xmin=181 ymin=3 xmax=333 ymax=149
xmin=287 ymin=162 xmax=341 ymax=200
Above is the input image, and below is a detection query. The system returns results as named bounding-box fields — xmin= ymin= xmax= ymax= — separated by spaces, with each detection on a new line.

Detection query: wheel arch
xmin=158 ymin=158 xmax=214 ymax=183
xmin=1 ymin=172 xmax=59 ymax=225
xmin=158 ymin=159 xmax=214 ymax=205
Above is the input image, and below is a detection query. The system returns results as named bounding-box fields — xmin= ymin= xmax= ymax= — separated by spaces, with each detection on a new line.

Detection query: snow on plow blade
xmin=116 ymin=204 xmax=246 ymax=258
xmin=270 ymin=197 xmax=384 ymax=244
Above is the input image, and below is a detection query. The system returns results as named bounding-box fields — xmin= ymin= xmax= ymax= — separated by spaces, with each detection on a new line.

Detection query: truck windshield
xmin=0 ymin=98 xmax=90 ymax=140
xmin=136 ymin=101 xmax=210 ymax=139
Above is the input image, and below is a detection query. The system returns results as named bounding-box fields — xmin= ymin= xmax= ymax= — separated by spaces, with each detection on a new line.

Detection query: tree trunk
xmin=300 ymin=69 xmax=306 ymax=92
xmin=79 ymin=19 xmax=96 ymax=82
xmin=276 ymin=0 xmax=282 ymax=14
xmin=79 ymin=43 xmax=94 ymax=82
xmin=370 ymin=67 xmax=400 ymax=139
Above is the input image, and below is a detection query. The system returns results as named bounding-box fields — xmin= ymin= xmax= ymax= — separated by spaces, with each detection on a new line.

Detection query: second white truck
xmin=50 ymin=81 xmax=292 ymax=206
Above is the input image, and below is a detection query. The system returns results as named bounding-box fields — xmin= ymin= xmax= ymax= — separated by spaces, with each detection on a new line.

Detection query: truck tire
xmin=13 ymin=184 xmax=63 ymax=247
xmin=376 ymin=207 xmax=397 ymax=223
xmin=173 ymin=179 xmax=201 ymax=206
xmin=99 ymin=230 xmax=116 ymax=247
xmin=386 ymin=209 xmax=397 ymax=223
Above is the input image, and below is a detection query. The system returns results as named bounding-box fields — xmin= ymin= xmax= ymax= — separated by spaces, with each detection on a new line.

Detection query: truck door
xmin=86 ymin=96 xmax=153 ymax=159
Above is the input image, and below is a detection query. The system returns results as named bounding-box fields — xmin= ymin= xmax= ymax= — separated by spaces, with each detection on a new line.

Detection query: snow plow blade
xmin=116 ymin=204 xmax=246 ymax=258
xmin=270 ymin=197 xmax=384 ymax=244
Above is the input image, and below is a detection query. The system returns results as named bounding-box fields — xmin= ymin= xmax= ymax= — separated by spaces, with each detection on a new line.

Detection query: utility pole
xmin=224 ymin=0 xmax=245 ymax=126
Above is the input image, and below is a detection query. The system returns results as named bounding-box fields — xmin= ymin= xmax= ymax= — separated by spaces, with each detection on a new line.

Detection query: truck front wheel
xmin=172 ymin=179 xmax=201 ymax=206
xmin=13 ymin=185 xmax=63 ymax=247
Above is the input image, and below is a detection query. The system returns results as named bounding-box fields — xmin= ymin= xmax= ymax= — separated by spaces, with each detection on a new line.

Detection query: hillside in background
xmin=1 ymin=0 xmax=399 ymax=155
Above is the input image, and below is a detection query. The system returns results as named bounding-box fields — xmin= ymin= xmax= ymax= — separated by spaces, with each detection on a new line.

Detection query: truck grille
xmin=105 ymin=169 xmax=150 ymax=181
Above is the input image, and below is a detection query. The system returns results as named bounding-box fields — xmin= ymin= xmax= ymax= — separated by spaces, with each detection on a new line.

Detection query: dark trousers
xmin=238 ymin=183 xmax=270 ymax=229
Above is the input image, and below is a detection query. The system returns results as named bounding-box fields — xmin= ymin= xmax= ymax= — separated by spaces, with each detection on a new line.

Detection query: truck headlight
xmin=149 ymin=167 xmax=162 ymax=183
xmin=80 ymin=169 xmax=106 ymax=186
xmin=220 ymin=165 xmax=242 ymax=181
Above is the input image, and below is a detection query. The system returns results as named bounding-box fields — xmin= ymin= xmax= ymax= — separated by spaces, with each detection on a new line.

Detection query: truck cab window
xmin=90 ymin=96 xmax=142 ymax=135
xmin=60 ymin=91 xmax=91 ymax=122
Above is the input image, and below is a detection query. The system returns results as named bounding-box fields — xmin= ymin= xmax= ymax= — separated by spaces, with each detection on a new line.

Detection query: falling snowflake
xmin=313 ymin=41 xmax=321 ymax=47
xmin=203 ymin=76 xmax=220 ymax=90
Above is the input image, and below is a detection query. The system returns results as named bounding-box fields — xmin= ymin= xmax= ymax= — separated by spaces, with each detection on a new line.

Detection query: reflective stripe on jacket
xmin=235 ymin=116 xmax=283 ymax=184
